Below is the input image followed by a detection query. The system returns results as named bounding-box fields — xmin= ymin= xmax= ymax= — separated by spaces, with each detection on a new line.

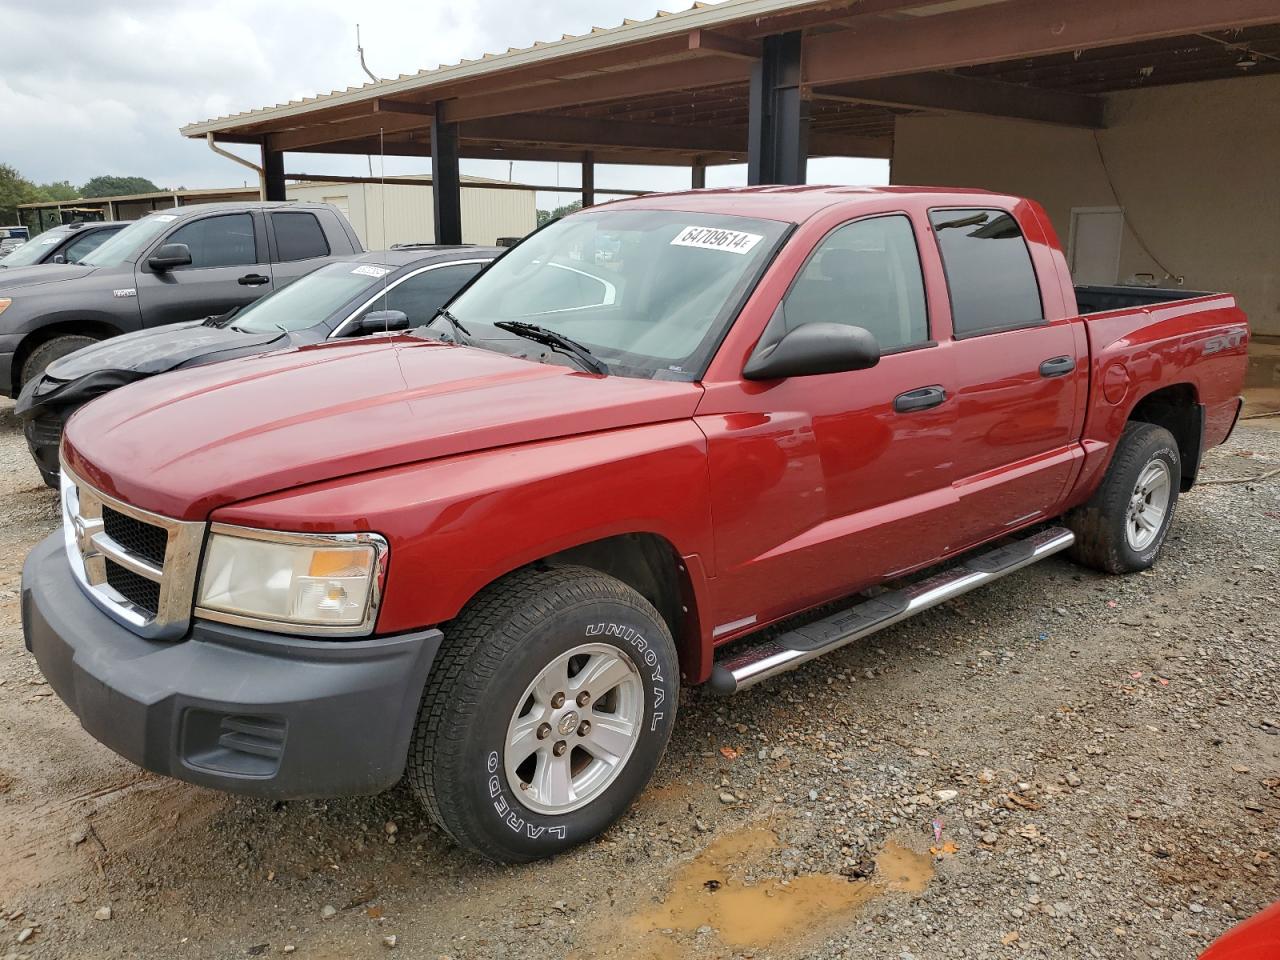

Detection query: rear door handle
xmin=1039 ymin=355 xmax=1076 ymax=378
xmin=238 ymin=273 xmax=270 ymax=286
xmin=894 ymin=385 xmax=947 ymax=413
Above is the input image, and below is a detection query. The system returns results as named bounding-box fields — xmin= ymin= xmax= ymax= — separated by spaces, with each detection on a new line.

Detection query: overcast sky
xmin=0 ymin=0 xmax=888 ymax=204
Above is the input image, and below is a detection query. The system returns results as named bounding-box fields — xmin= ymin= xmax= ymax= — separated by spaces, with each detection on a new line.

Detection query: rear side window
xmin=782 ymin=214 xmax=928 ymax=353
xmin=929 ymin=208 xmax=1043 ymax=337
xmin=166 ymin=214 xmax=257 ymax=269
xmin=272 ymin=212 xmax=330 ymax=262
xmin=356 ymin=262 xmax=485 ymax=330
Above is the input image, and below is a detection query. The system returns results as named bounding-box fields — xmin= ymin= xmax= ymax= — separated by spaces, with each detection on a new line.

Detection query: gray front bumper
xmin=22 ymin=533 xmax=440 ymax=798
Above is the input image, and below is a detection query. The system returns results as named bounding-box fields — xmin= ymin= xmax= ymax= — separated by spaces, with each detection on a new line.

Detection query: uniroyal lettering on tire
xmin=407 ymin=565 xmax=679 ymax=863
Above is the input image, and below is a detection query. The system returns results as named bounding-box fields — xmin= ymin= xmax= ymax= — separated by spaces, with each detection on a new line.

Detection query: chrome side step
xmin=708 ymin=526 xmax=1075 ymax=695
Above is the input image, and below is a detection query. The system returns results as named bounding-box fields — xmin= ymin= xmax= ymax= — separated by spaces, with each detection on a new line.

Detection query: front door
xmin=134 ymin=211 xmax=273 ymax=327
xmin=697 ymin=213 xmax=959 ymax=637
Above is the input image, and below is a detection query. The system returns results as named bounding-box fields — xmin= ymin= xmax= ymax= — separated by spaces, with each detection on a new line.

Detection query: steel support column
xmin=747 ymin=31 xmax=808 ymax=185
xmin=691 ymin=158 xmax=706 ymax=189
xmin=262 ymin=147 xmax=286 ymax=201
xmin=581 ymin=151 xmax=596 ymax=207
xmin=431 ymin=109 xmax=463 ymax=244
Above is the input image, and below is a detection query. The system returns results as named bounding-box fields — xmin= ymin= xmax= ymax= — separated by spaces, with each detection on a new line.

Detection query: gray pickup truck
xmin=0 ymin=201 xmax=362 ymax=396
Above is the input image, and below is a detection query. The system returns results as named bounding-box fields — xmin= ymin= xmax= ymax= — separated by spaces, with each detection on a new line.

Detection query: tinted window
xmin=782 ymin=215 xmax=928 ymax=353
xmin=62 ymin=228 xmax=121 ymax=264
xmin=929 ymin=209 xmax=1042 ymax=337
xmin=357 ymin=262 xmax=485 ymax=330
xmin=272 ymin=212 xmax=329 ymax=262
xmin=166 ymin=213 xmax=257 ymax=269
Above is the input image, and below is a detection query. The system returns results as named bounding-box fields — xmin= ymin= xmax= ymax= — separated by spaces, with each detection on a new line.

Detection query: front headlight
xmin=196 ymin=525 xmax=387 ymax=635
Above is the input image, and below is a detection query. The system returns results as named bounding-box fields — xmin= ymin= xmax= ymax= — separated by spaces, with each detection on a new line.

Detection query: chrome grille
xmin=61 ymin=461 xmax=205 ymax=640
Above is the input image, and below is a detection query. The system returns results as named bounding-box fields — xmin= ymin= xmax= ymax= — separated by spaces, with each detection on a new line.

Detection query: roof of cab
xmin=603 ymin=184 xmax=1016 ymax=222
xmin=348 ymin=245 xmax=504 ymax=268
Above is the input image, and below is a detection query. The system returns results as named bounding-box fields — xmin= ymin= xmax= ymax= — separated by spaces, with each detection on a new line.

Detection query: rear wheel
xmin=407 ymin=565 xmax=679 ymax=862
xmin=1067 ymin=421 xmax=1181 ymax=574
xmin=19 ymin=334 xmax=99 ymax=390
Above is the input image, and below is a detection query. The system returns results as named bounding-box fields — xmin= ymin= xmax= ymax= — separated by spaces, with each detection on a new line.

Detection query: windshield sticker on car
xmin=113 ymin=288 xmax=137 ymax=298
xmin=40 ymin=237 xmax=60 ymax=245
xmin=352 ymin=265 xmax=391 ymax=278
xmin=154 ymin=214 xmax=178 ymax=222
xmin=670 ymin=225 xmax=764 ymax=255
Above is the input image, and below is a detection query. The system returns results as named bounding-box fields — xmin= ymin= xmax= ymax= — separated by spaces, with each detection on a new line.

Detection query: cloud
xmin=0 ymin=0 xmax=886 ymax=198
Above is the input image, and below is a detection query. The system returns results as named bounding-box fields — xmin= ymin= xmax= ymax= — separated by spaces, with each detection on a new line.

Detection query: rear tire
xmin=407 ymin=565 xmax=679 ymax=863
xmin=19 ymin=335 xmax=99 ymax=390
xmin=1066 ymin=421 xmax=1180 ymax=574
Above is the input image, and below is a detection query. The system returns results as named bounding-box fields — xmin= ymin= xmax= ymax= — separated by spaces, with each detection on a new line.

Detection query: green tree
xmin=0 ymin=164 xmax=44 ymax=225
xmin=39 ymin=180 xmax=80 ymax=202
xmin=79 ymin=175 xmax=160 ymax=198
xmin=536 ymin=200 xmax=583 ymax=226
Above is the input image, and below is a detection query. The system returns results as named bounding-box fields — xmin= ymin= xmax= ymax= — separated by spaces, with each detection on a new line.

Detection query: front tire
xmin=407 ymin=565 xmax=679 ymax=862
xmin=19 ymin=334 xmax=99 ymax=390
xmin=1067 ymin=421 xmax=1181 ymax=574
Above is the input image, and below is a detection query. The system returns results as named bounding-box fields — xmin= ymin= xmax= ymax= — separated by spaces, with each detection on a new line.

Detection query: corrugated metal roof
xmin=180 ymin=0 xmax=831 ymax=136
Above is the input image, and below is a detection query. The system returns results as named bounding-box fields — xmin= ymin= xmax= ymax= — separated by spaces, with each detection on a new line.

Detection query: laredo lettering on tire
xmin=407 ymin=565 xmax=679 ymax=863
xmin=1066 ymin=421 xmax=1181 ymax=574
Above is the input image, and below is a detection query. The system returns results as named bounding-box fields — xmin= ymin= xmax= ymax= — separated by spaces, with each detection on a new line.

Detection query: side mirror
xmin=743 ymin=322 xmax=880 ymax=381
xmin=358 ymin=309 xmax=409 ymax=333
xmin=147 ymin=243 xmax=192 ymax=272
xmin=52 ymin=254 xmax=67 ymax=264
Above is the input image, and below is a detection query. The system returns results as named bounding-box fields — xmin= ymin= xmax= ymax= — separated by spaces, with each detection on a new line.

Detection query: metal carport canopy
xmin=180 ymin=0 xmax=1280 ymax=242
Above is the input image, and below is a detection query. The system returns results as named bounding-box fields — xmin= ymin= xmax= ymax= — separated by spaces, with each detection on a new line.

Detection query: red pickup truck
xmin=22 ymin=187 xmax=1248 ymax=862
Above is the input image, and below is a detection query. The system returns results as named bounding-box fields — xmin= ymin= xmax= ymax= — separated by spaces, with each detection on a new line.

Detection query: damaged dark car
xmin=16 ymin=245 xmax=498 ymax=486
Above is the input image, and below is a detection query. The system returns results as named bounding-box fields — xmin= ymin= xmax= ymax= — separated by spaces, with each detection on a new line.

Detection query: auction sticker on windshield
xmin=352 ymin=265 xmax=391 ymax=278
xmin=670 ymin=225 xmax=764 ymax=255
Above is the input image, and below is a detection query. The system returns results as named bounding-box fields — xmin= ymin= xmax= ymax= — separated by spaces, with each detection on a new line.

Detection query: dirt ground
xmin=1 ymin=399 xmax=1276 ymax=960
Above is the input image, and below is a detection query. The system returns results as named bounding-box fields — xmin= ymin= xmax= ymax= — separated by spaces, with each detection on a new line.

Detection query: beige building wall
xmin=285 ymin=179 xmax=536 ymax=248
xmin=891 ymin=73 xmax=1280 ymax=337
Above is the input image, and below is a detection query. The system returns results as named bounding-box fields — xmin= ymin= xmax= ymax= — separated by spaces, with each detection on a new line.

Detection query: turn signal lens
xmin=0 ymin=299 xmax=11 ymax=317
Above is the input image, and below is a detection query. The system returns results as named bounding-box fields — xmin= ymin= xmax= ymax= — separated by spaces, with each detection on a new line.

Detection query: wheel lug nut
xmin=550 ymin=692 xmax=566 ymax=709
xmin=577 ymin=720 xmax=591 ymax=737
xmin=536 ymin=723 xmax=551 ymax=740
xmin=576 ymin=691 xmax=590 ymax=707
xmin=553 ymin=740 xmax=567 ymax=757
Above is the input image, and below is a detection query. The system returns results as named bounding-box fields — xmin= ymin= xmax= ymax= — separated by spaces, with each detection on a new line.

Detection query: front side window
xmin=355 ymin=262 xmax=485 ymax=331
xmin=165 ymin=213 xmax=257 ymax=269
xmin=62 ymin=228 xmax=121 ymax=264
xmin=781 ymin=215 xmax=928 ymax=353
xmin=272 ymin=212 xmax=329 ymax=262
xmin=929 ymin=208 xmax=1043 ymax=337
xmin=431 ymin=209 xmax=790 ymax=379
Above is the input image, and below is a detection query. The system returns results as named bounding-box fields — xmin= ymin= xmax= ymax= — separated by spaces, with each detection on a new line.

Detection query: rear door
xmin=929 ymin=206 xmax=1087 ymax=550
xmin=267 ymin=210 xmax=335 ymax=288
xmin=134 ymin=211 xmax=273 ymax=327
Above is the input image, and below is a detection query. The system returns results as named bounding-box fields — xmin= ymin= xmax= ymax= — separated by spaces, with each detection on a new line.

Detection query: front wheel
xmin=1067 ymin=421 xmax=1181 ymax=574
xmin=407 ymin=565 xmax=679 ymax=862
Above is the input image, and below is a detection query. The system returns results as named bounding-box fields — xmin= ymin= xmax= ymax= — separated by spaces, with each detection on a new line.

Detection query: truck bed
xmin=1074 ymin=283 xmax=1213 ymax=315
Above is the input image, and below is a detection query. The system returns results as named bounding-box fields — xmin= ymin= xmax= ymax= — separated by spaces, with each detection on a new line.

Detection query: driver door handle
xmin=238 ymin=273 xmax=270 ymax=286
xmin=894 ymin=385 xmax=947 ymax=414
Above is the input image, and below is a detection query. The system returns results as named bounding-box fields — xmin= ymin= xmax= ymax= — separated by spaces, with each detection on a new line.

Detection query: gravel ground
xmin=0 ymin=399 xmax=1276 ymax=960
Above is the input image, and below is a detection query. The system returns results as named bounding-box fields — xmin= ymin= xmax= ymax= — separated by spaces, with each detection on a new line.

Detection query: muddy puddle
xmin=621 ymin=824 xmax=935 ymax=956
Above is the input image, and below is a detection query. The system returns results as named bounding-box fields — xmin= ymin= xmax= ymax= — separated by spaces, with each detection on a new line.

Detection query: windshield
xmin=0 ymin=226 xmax=70 ymax=267
xmin=78 ymin=213 xmax=176 ymax=268
xmin=431 ymin=208 xmax=790 ymax=379
xmin=232 ymin=260 xmax=392 ymax=334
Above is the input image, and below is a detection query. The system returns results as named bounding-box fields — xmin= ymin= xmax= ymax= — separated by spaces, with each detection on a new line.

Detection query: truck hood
xmin=0 ymin=263 xmax=97 ymax=290
xmin=63 ymin=336 xmax=704 ymax=520
xmin=47 ymin=320 xmax=286 ymax=381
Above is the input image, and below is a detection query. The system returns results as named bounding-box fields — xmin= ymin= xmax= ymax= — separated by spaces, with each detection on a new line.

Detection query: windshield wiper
xmin=429 ymin=307 xmax=473 ymax=344
xmin=493 ymin=321 xmax=608 ymax=375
